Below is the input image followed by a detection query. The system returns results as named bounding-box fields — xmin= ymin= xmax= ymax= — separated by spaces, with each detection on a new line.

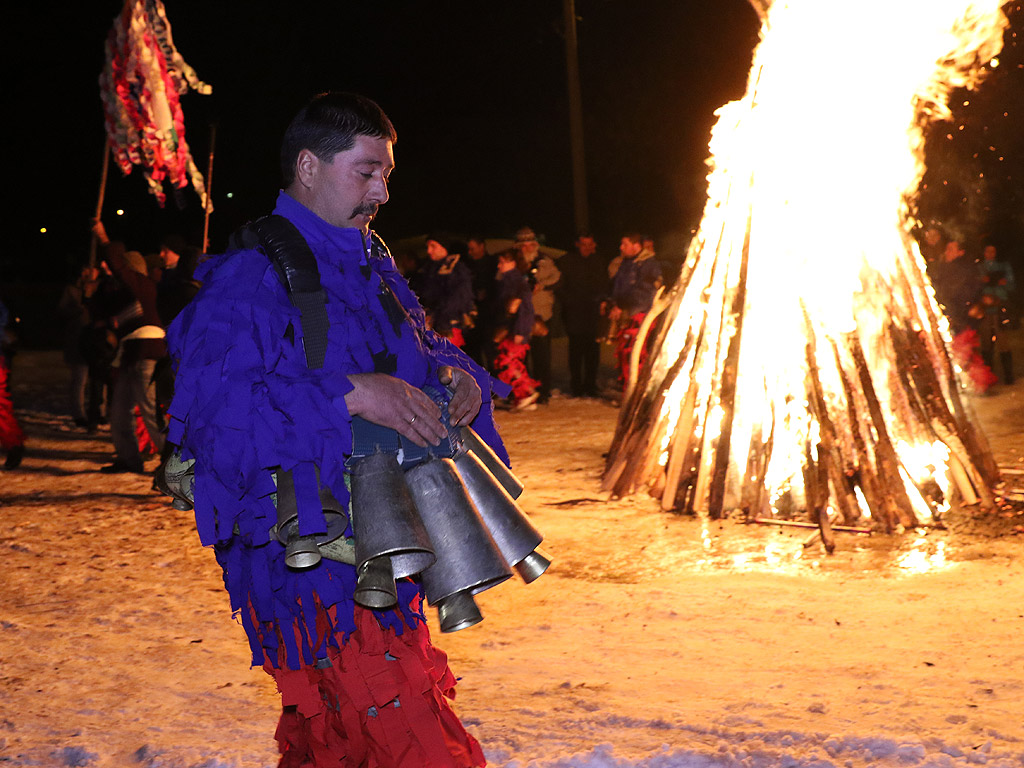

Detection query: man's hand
xmin=345 ymin=373 xmax=447 ymax=447
xmin=438 ymin=366 xmax=482 ymax=427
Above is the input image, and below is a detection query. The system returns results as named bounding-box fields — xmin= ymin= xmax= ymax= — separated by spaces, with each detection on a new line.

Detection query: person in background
xmin=410 ymin=236 xmax=475 ymax=347
xmin=493 ymin=249 xmax=540 ymax=410
xmin=514 ymin=226 xmax=560 ymax=404
xmin=977 ymin=243 xmax=1016 ymax=385
xmin=154 ymin=234 xmax=200 ymax=462
xmin=91 ymin=221 xmax=166 ymax=474
xmin=556 ymin=232 xmax=606 ymax=397
xmin=57 ymin=266 xmax=98 ymax=427
xmin=930 ymin=239 xmax=994 ymax=392
xmin=463 ymin=236 xmax=498 ymax=368
xmin=79 ymin=260 xmax=122 ymax=432
xmin=929 ymin=239 xmax=981 ymax=333
xmin=608 ymin=232 xmax=663 ymax=390
xmin=0 ymin=298 xmax=25 ymax=470
xmin=156 ymin=234 xmax=200 ymax=328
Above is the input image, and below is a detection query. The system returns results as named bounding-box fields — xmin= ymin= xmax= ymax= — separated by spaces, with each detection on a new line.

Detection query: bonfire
xmin=604 ymin=0 xmax=1008 ymax=548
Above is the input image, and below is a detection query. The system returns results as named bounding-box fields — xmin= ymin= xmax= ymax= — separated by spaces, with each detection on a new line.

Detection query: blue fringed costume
xmin=167 ymin=191 xmax=507 ymax=767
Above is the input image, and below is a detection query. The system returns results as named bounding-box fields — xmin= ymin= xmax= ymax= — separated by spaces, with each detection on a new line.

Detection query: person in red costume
xmin=0 ymin=298 xmax=25 ymax=470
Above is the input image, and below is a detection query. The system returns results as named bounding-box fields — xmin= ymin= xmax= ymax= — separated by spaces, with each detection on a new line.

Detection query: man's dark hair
xmin=280 ymin=92 xmax=397 ymax=187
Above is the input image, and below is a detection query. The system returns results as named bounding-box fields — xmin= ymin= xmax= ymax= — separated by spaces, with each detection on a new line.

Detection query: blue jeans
xmin=110 ymin=358 xmax=163 ymax=469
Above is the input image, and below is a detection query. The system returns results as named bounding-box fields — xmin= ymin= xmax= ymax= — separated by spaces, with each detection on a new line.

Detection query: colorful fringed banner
xmin=99 ymin=0 xmax=212 ymax=207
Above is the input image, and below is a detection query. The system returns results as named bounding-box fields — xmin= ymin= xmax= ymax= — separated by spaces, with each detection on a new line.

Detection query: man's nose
xmin=370 ymin=176 xmax=389 ymax=204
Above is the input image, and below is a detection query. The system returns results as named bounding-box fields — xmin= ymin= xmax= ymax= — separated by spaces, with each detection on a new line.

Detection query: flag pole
xmin=89 ymin=143 xmax=111 ymax=268
xmin=201 ymin=122 xmax=217 ymax=254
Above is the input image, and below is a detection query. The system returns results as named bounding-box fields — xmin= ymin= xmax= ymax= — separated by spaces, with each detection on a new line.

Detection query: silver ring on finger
xmin=409 ymin=415 xmax=417 ymax=425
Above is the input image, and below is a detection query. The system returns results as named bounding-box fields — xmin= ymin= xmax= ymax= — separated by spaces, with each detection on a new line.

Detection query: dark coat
xmin=556 ymin=249 xmax=608 ymax=335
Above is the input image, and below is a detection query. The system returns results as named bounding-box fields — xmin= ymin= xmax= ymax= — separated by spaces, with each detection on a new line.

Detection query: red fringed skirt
xmin=265 ymin=596 xmax=486 ymax=768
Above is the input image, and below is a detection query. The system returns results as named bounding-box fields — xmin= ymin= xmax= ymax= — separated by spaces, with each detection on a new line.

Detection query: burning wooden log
xmin=603 ymin=0 xmax=1007 ymax=546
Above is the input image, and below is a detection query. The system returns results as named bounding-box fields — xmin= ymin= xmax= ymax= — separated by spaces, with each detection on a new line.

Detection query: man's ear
xmin=294 ymin=149 xmax=319 ymax=190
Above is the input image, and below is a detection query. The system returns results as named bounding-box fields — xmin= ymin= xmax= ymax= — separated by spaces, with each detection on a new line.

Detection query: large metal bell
xmin=404 ymin=458 xmax=512 ymax=623
xmin=350 ymin=452 xmax=436 ymax=579
xmin=459 ymin=426 xmax=525 ymax=499
xmin=436 ymin=589 xmax=483 ymax=633
xmin=285 ymin=535 xmax=322 ymax=570
xmin=354 ymin=555 xmax=399 ymax=609
xmin=452 ymin=450 xmax=552 ymax=583
xmin=274 ymin=468 xmax=349 ymax=569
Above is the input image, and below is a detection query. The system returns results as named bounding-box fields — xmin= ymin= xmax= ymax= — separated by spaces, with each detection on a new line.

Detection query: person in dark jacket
xmin=609 ymin=233 xmax=663 ymax=389
xmin=493 ymin=249 xmax=539 ymax=409
xmin=409 ymin=236 xmax=475 ymax=346
xmin=57 ymin=266 xmax=97 ymax=426
xmin=463 ymin=236 xmax=498 ymax=367
xmin=156 ymin=233 xmax=200 ymax=328
xmin=977 ymin=243 xmax=1016 ymax=384
xmin=556 ymin=232 xmax=607 ymax=397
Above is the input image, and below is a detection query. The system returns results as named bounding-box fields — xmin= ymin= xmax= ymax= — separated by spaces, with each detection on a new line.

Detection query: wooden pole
xmin=707 ymin=207 xmax=753 ymax=517
xmin=201 ymin=123 xmax=217 ymax=254
xmin=89 ymin=144 xmax=111 ymax=268
xmin=562 ymin=0 xmax=589 ymax=234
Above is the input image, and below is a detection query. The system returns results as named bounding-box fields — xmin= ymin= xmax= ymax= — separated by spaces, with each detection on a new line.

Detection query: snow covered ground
xmin=1 ymin=351 xmax=1022 ymax=768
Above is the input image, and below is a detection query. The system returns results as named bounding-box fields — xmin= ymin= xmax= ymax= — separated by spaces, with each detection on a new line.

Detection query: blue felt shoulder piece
xmin=169 ymin=207 xmax=512 ymax=669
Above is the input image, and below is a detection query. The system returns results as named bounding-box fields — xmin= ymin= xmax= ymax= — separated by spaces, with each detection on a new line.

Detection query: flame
xmin=633 ymin=0 xmax=1006 ymax=526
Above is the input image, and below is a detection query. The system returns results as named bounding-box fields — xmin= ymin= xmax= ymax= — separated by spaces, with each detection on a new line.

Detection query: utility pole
xmin=563 ymin=0 xmax=590 ymax=234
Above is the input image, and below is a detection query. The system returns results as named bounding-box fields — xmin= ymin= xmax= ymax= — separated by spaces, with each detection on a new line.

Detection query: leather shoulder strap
xmin=232 ymin=215 xmax=329 ymax=370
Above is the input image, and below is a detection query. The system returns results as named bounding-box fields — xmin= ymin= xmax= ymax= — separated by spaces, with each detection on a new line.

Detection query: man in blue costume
xmin=167 ymin=92 xmax=506 ymax=767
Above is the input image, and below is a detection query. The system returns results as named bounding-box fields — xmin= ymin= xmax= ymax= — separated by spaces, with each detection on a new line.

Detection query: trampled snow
xmin=1 ymin=351 xmax=1022 ymax=768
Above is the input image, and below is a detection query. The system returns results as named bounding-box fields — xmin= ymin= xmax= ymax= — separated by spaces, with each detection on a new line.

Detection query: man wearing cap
xmin=515 ymin=227 xmax=560 ymax=403
xmin=92 ymin=222 xmax=166 ymax=474
xmin=166 ymin=92 xmax=504 ymax=767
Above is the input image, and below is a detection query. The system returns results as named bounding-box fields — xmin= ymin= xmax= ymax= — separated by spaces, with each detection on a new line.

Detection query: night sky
xmin=8 ymin=1 xmax=1023 ymax=283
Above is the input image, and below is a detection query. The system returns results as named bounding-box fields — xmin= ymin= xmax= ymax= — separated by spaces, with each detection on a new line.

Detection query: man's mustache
xmin=351 ymin=203 xmax=379 ymax=218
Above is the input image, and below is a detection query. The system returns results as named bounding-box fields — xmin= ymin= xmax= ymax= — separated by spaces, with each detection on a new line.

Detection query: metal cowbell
xmin=452 ymin=450 xmax=552 ymax=583
xmin=404 ymin=457 xmax=512 ymax=631
xmin=350 ymin=452 xmax=436 ymax=579
xmin=459 ymin=426 xmax=525 ymax=499
xmin=354 ymin=555 xmax=399 ymax=609
xmin=274 ymin=467 xmax=349 ymax=570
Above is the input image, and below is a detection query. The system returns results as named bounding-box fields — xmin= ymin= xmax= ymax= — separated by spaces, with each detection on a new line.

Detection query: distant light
xmin=990 ymin=57 xmax=999 ymax=68
xmin=226 ymin=192 xmax=234 ymax=199
xmin=39 ymin=227 xmax=47 ymax=234
xmin=116 ymin=209 xmax=125 ymax=216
